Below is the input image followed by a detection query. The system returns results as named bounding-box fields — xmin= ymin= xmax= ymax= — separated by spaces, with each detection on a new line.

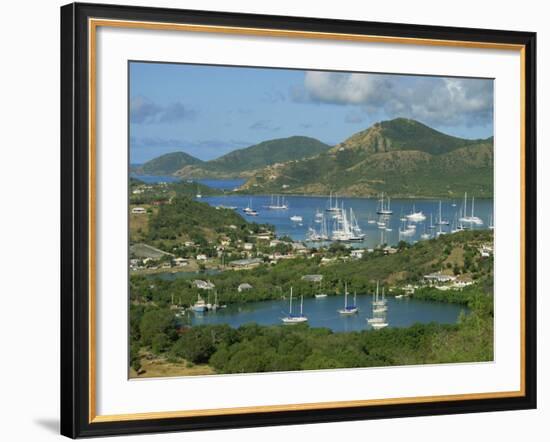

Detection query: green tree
xmin=139 ymin=308 xmax=176 ymax=347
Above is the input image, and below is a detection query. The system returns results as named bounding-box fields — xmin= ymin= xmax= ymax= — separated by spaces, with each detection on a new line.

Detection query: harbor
xmin=200 ymin=192 xmax=493 ymax=249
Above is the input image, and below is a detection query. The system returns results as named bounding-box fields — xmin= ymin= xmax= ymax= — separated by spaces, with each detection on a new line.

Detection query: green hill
xmin=139 ymin=137 xmax=330 ymax=178
xmin=206 ymin=136 xmax=330 ymax=174
xmin=240 ymin=119 xmax=493 ymax=198
xmin=146 ymin=196 xmax=272 ymax=247
xmin=138 ymin=152 xmax=204 ymax=175
xmin=337 ymin=118 xmax=486 ymax=155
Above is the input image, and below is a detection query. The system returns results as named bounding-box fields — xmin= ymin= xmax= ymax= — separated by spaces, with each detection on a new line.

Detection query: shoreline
xmin=132 ymin=174 xmax=494 ymax=200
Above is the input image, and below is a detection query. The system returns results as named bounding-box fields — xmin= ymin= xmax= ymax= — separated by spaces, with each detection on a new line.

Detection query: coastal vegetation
xmin=130 ymin=228 xmax=493 ymax=308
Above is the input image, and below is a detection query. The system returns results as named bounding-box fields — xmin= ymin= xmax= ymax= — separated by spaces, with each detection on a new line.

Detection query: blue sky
xmin=130 ymin=62 xmax=494 ymax=163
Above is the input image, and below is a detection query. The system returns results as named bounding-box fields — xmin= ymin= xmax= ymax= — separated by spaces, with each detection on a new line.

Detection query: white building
xmin=173 ymin=257 xmax=188 ymax=267
xmin=131 ymin=207 xmax=146 ymax=214
xmin=238 ymin=283 xmax=253 ymax=292
xmin=423 ymin=272 xmax=457 ymax=284
xmin=193 ymin=280 xmax=215 ymax=290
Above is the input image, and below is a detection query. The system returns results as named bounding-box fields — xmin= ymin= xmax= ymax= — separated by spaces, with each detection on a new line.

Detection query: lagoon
xmin=187 ymin=293 xmax=467 ymax=332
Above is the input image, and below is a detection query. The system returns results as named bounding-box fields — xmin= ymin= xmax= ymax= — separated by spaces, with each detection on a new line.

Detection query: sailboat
xmin=406 ymin=204 xmax=426 ymax=222
xmin=210 ymin=291 xmax=219 ymax=311
xmin=435 ymin=203 xmax=447 ymax=237
xmin=367 ymin=282 xmax=389 ymax=328
xmin=373 ymin=287 xmax=388 ymax=313
xmin=315 ymin=280 xmax=327 ymax=298
xmin=451 ymin=210 xmax=466 ymax=233
xmin=243 ymin=198 xmax=259 ymax=216
xmin=195 ymin=183 xmax=202 ymax=199
xmin=331 ymin=204 xmax=366 ymax=241
xmin=325 ymin=191 xmax=341 ymax=213
xmin=435 ymin=200 xmax=449 ymax=225
xmin=307 ymin=215 xmax=330 ymax=241
xmin=376 ymin=193 xmax=393 ymax=215
xmin=428 ymin=213 xmax=436 ymax=230
xmin=314 ymin=209 xmax=323 ymax=223
xmin=436 ymin=221 xmax=447 ymax=237
xmin=458 ymin=192 xmax=483 ymax=225
xmin=268 ymin=195 xmax=288 ymax=210
xmin=281 ymin=288 xmax=308 ymax=323
xmin=420 ymin=222 xmax=431 ymax=240
xmin=191 ymin=294 xmax=207 ymax=313
xmin=488 ymin=214 xmax=495 ymax=230
xmin=399 ymin=218 xmax=415 ymax=237
xmin=371 ymin=282 xmax=386 ymax=307
xmin=338 ymin=284 xmax=359 ymax=315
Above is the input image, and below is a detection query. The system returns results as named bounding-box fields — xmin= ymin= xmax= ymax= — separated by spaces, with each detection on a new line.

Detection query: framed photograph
xmin=60 ymin=2 xmax=536 ymax=438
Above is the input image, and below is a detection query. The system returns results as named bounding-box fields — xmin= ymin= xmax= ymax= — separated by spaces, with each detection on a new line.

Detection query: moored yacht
xmin=281 ymin=288 xmax=308 ymax=324
xmin=406 ymin=204 xmax=426 ymax=222
xmin=376 ymin=193 xmax=393 ymax=215
xmin=338 ymin=284 xmax=359 ymax=315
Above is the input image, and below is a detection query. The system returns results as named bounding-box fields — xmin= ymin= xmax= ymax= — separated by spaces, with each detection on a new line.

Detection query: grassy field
xmin=130 ymin=352 xmax=215 ymax=378
xmin=129 ymin=204 xmax=156 ymax=243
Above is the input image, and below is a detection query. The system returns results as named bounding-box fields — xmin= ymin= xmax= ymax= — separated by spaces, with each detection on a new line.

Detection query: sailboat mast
xmin=300 ymin=295 xmax=303 ymax=316
xmin=289 ymin=287 xmax=293 ymax=315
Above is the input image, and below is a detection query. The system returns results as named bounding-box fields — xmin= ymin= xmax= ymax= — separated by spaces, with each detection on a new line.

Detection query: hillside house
xmin=193 ymin=280 xmax=215 ymax=290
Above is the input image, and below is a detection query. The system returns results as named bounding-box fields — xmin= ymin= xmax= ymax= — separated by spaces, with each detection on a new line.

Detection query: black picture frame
xmin=60 ymin=2 xmax=537 ymax=438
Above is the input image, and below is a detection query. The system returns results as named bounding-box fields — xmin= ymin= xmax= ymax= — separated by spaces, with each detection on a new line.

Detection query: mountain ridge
xmin=239 ymin=118 xmax=494 ymax=198
xmin=135 ymin=136 xmax=331 ymax=178
xmin=134 ymin=118 xmax=494 ymax=198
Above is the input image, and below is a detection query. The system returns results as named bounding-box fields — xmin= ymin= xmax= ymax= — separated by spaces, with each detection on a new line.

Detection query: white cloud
xmin=130 ymin=96 xmax=197 ymax=125
xmin=296 ymin=72 xmax=493 ymax=128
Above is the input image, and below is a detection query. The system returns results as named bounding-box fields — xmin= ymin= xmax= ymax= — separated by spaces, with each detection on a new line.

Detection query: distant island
xmin=134 ymin=118 xmax=493 ymax=199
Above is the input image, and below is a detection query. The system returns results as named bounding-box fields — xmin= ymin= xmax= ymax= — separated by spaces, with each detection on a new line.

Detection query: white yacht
xmin=281 ymin=288 xmax=308 ymax=324
xmin=331 ymin=205 xmax=365 ymax=241
xmin=435 ymin=200 xmax=449 ymax=225
xmin=325 ymin=192 xmax=341 ymax=213
xmin=406 ymin=205 xmax=426 ymax=222
xmin=268 ymin=195 xmax=288 ymax=210
xmin=338 ymin=285 xmax=359 ymax=315
xmin=458 ymin=193 xmax=484 ymax=225
xmin=191 ymin=295 xmax=207 ymax=313
xmin=367 ymin=282 xmax=389 ymax=328
xmin=376 ymin=193 xmax=393 ymax=215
